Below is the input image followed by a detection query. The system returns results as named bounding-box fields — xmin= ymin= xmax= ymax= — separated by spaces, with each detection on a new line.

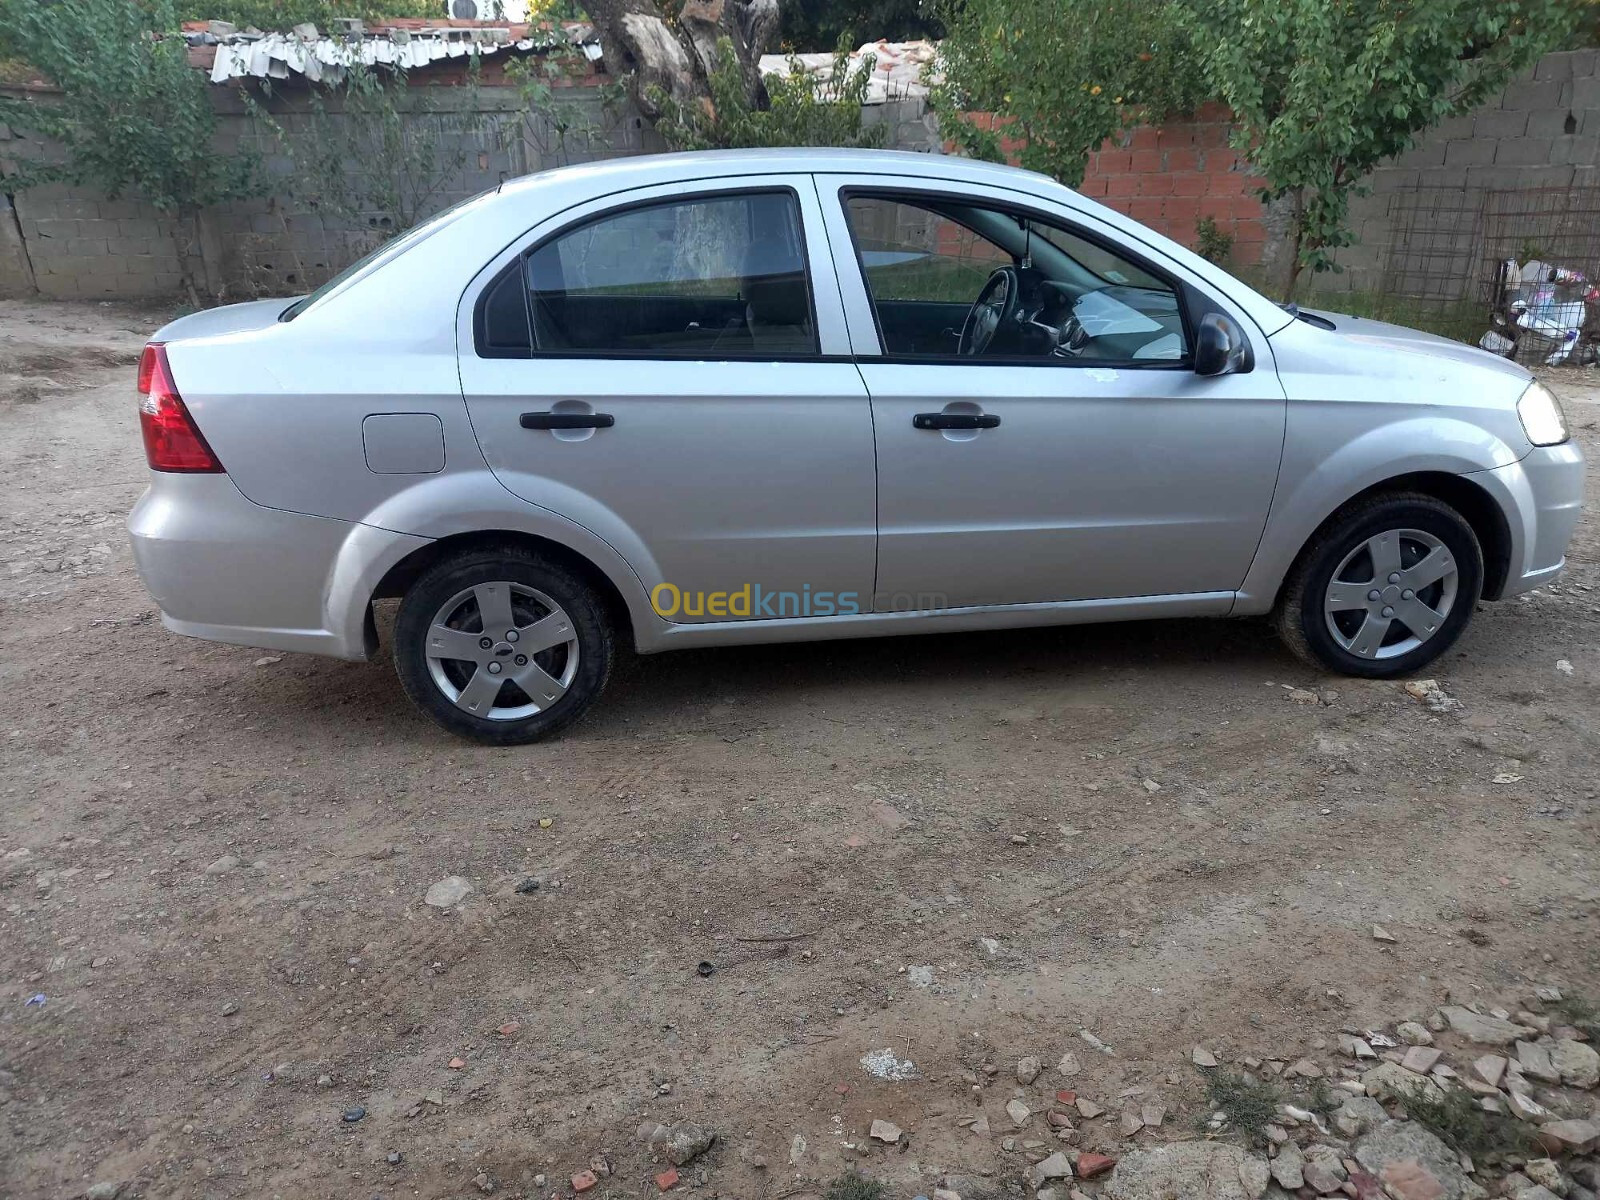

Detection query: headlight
xmin=1517 ymin=381 xmax=1569 ymax=447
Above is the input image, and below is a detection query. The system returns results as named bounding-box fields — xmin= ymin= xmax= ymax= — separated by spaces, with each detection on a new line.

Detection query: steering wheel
xmin=958 ymin=266 xmax=1021 ymax=357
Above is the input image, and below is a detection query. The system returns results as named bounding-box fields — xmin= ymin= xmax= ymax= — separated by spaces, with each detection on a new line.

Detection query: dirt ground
xmin=1 ymin=298 xmax=1597 ymax=1200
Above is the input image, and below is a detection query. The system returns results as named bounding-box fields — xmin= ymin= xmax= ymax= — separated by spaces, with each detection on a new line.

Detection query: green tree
xmin=651 ymin=36 xmax=883 ymax=149
xmin=1182 ymin=0 xmax=1584 ymax=300
xmin=0 ymin=0 xmax=259 ymax=302
xmin=930 ymin=0 xmax=1202 ymax=189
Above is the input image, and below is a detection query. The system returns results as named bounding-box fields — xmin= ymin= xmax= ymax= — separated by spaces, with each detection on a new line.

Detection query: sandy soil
xmin=0 ymin=298 xmax=1597 ymax=1200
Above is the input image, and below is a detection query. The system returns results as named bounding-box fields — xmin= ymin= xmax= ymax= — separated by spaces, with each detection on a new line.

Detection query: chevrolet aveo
xmin=128 ymin=149 xmax=1584 ymax=744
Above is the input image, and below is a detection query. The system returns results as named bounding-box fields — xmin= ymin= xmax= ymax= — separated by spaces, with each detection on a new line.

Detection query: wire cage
xmin=1378 ymin=183 xmax=1600 ymax=367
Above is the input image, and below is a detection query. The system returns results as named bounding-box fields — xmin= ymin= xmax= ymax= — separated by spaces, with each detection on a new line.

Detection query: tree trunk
xmin=1282 ymin=189 xmax=1305 ymax=304
xmin=582 ymin=0 xmax=781 ymax=120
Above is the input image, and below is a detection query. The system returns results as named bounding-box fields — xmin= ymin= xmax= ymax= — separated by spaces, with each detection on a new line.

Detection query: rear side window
xmin=475 ymin=190 xmax=818 ymax=359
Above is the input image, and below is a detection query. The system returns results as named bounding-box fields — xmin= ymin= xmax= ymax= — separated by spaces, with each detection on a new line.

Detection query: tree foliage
xmin=930 ymin=0 xmax=1202 ymax=189
xmin=651 ymin=36 xmax=883 ymax=150
xmin=1181 ymin=0 xmax=1584 ymax=299
xmin=0 ymin=0 xmax=258 ymax=299
xmin=0 ymin=0 xmax=255 ymax=210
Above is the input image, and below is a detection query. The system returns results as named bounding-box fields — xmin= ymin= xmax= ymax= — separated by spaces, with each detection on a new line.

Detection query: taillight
xmin=137 ymin=343 xmax=223 ymax=473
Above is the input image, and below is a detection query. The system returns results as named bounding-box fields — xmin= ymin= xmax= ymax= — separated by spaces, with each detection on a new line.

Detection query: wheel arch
xmin=372 ymin=530 xmax=639 ymax=653
xmin=1271 ymin=471 xmax=1513 ymax=610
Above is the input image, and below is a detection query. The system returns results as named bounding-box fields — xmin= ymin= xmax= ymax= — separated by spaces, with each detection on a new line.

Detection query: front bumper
xmin=127 ymin=473 xmax=428 ymax=660
xmin=1468 ymin=441 xmax=1585 ymax=598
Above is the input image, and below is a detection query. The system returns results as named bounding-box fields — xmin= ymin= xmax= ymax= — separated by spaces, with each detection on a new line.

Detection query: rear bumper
xmin=1468 ymin=441 xmax=1585 ymax=599
xmin=127 ymin=473 xmax=428 ymax=660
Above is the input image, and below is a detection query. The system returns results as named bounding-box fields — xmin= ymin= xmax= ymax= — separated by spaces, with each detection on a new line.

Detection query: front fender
xmin=1235 ymin=414 xmax=1524 ymax=613
xmin=348 ymin=468 xmax=671 ymax=650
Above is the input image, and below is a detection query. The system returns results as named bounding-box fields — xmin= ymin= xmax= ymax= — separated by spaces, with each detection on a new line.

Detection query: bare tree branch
xmin=583 ymin=0 xmax=781 ymax=119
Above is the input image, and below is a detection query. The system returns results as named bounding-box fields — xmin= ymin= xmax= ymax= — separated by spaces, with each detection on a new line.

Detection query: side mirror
xmin=1194 ymin=312 xmax=1250 ymax=377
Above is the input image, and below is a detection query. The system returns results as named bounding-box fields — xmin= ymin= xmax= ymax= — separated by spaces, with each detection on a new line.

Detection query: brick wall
xmin=1077 ymin=102 xmax=1271 ymax=266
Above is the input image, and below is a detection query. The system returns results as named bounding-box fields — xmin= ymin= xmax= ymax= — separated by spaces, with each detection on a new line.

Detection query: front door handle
xmin=913 ymin=412 xmax=1000 ymax=431
xmin=520 ymin=411 xmax=615 ymax=430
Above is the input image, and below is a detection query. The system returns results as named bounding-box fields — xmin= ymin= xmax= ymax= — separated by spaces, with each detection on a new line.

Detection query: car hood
xmin=151 ymin=297 xmax=301 ymax=344
xmin=1294 ymin=308 xmax=1532 ymax=383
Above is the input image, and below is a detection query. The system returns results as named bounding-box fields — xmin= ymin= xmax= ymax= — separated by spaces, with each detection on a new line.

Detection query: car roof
xmin=497 ymin=148 xmax=1057 ymax=200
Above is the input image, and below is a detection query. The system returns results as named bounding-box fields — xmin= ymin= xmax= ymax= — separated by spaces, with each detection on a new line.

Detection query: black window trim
xmin=473 ymin=184 xmax=827 ymax=363
xmin=837 ymin=184 xmax=1236 ymax=372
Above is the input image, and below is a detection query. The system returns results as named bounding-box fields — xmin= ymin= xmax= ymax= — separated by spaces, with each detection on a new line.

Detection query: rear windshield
xmin=279 ymin=188 xmax=498 ymax=322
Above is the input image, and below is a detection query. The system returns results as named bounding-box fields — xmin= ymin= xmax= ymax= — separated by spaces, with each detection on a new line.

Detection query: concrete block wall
xmin=4 ymin=47 xmax=1597 ymax=302
xmin=1 ymin=75 xmax=663 ymax=300
xmin=1321 ymin=47 xmax=1600 ymax=295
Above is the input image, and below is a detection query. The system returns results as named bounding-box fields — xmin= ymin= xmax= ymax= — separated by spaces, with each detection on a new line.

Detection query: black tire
xmin=1272 ymin=492 xmax=1484 ymax=679
xmin=393 ymin=545 xmax=614 ymax=744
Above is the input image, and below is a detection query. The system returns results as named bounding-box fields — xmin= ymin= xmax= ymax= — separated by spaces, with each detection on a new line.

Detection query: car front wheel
xmin=1273 ymin=493 xmax=1484 ymax=678
xmin=394 ymin=546 xmax=614 ymax=744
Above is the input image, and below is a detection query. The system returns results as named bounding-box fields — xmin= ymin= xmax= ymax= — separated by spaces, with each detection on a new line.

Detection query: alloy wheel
xmin=424 ymin=581 xmax=580 ymax=719
xmin=1322 ymin=528 xmax=1459 ymax=660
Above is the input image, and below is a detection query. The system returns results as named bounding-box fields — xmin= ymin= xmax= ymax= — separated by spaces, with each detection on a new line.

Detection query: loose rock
xmin=1354 ymin=1119 xmax=1467 ymax=1200
xmin=1516 ymin=1040 xmax=1562 ymax=1085
xmin=869 ymin=1118 xmax=902 ymax=1144
xmin=1032 ymin=1152 xmax=1075 ymax=1186
xmin=1551 ymin=1039 xmax=1599 ymax=1089
xmin=1007 ymin=1098 xmax=1032 ymax=1128
xmin=1440 ymin=1006 xmax=1532 ymax=1046
xmin=1363 ymin=1061 xmax=1444 ymax=1104
xmin=1104 ymin=1142 xmax=1269 ymax=1200
xmin=1192 ymin=1045 xmax=1218 ymax=1068
xmin=1017 ymin=1055 xmax=1043 ymax=1084
xmin=1538 ymin=1119 xmax=1599 ymax=1153
xmin=1397 ymin=1021 xmax=1435 ymax=1047
xmin=204 ymin=855 xmax=239 ymax=875
xmin=424 ymin=875 xmax=473 ymax=908
xmin=666 ymin=1123 xmax=716 ymax=1166
xmin=1270 ymin=1142 xmax=1304 ymax=1190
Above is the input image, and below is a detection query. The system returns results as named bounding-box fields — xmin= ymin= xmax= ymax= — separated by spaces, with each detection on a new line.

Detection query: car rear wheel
xmin=394 ymin=546 xmax=613 ymax=744
xmin=1273 ymin=493 xmax=1484 ymax=678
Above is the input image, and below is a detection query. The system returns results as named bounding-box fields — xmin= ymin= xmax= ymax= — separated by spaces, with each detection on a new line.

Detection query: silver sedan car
xmin=128 ymin=149 xmax=1583 ymax=743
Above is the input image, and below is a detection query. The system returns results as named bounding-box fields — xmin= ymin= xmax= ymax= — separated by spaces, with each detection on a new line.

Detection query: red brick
xmin=1228 ymin=193 xmax=1266 ymax=219
xmin=1126 ymin=126 xmax=1161 ymax=150
xmin=1100 ymin=198 xmax=1135 ymax=218
xmin=1105 ymin=174 xmax=1141 ymax=198
xmin=1127 ymin=197 xmax=1163 ymax=222
xmin=1207 ymin=150 xmax=1239 ymax=173
xmin=573 ymin=1171 xmax=600 ymax=1193
xmin=1129 ymin=149 xmax=1165 ymax=173
xmin=1164 ymin=148 xmax=1200 ymax=172
xmin=1056 ymin=1089 xmax=1078 ymax=1104
xmin=655 ymin=1168 xmax=680 ymax=1191
xmin=1077 ymin=176 xmax=1110 ymax=198
xmin=1162 ymin=197 xmax=1201 ymax=224
xmin=1232 ymin=239 xmax=1265 ymax=266
xmin=1172 ymin=174 xmax=1208 ymax=197
xmin=1077 ymin=1153 xmax=1117 ymax=1179
xmin=1139 ymin=173 xmax=1175 ymax=196
xmin=1097 ymin=149 xmax=1133 ymax=174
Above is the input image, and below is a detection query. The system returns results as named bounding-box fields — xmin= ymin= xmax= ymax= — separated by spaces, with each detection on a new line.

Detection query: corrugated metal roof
xmin=201 ymin=21 xmax=601 ymax=84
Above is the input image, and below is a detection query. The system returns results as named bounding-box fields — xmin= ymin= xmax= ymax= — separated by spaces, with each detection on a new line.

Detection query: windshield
xmin=279 ymin=188 xmax=498 ymax=321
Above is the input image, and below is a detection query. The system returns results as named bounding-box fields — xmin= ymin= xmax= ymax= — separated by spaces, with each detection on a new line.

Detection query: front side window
xmin=844 ymin=194 xmax=1188 ymax=364
xmin=477 ymin=190 xmax=817 ymax=358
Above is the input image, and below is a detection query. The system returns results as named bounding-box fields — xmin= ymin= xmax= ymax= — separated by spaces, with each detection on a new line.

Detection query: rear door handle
xmin=520 ymin=411 xmax=615 ymax=430
xmin=912 ymin=412 xmax=1000 ymax=430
